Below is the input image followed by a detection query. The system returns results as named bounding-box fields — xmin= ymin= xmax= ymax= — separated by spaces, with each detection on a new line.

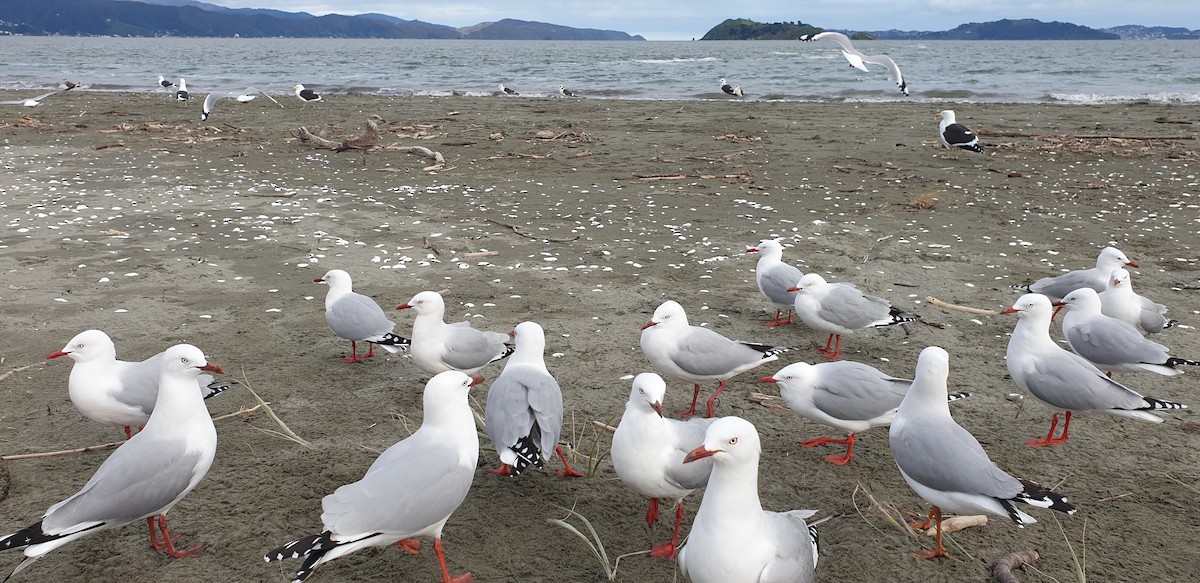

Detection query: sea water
xmin=1 ymin=36 xmax=1198 ymax=103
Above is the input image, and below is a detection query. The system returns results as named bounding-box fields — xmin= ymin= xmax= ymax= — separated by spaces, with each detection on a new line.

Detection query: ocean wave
xmin=632 ymin=57 xmax=719 ymax=64
xmin=1048 ymin=92 xmax=1200 ymax=104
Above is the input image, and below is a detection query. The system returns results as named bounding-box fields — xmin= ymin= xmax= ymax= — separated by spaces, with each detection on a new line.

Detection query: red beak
xmin=47 ymin=350 xmax=68 ymax=360
xmin=684 ymin=445 xmax=716 ymax=464
xmin=200 ymin=363 xmax=224 ymax=374
xmin=470 ymin=375 xmax=485 ymax=387
xmin=640 ymin=321 xmax=657 ymax=330
xmin=746 ymin=248 xmax=759 ymax=254
xmin=759 ymin=376 xmax=777 ymax=383
xmin=1126 ymin=261 xmax=1140 ymax=268
xmin=313 ymin=277 xmax=324 ymax=283
xmin=999 ymin=307 xmax=1019 ymax=315
xmin=396 ymin=304 xmax=412 ymax=311
xmin=651 ymin=401 xmax=664 ymax=418
xmin=785 ymin=286 xmax=800 ymax=293
xmin=1050 ymin=304 xmax=1064 ymax=320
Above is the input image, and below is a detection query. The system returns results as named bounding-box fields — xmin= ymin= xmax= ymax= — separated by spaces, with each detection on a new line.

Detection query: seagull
xmin=0 ymin=90 xmax=65 ymax=107
xmin=1 ymin=345 xmax=220 ymax=577
xmin=200 ymin=89 xmax=260 ymax=122
xmin=558 ymin=85 xmax=575 ymax=97
xmin=1100 ymin=267 xmax=1177 ymax=334
xmin=1057 ymin=288 xmax=1197 ymax=376
xmin=1002 ymin=294 xmax=1187 ymax=447
xmin=314 ymin=269 xmax=410 ymax=364
xmin=396 ymin=291 xmax=513 ymax=375
xmin=292 ymin=83 xmax=322 ymax=102
xmin=264 ymin=371 xmax=481 ymax=583
xmin=762 ymin=361 xmax=970 ymax=465
xmin=46 ymin=330 xmax=233 ymax=438
xmin=800 ymin=32 xmax=908 ymax=95
xmin=1013 ymin=246 xmax=1137 ymax=302
xmin=719 ymin=78 xmax=744 ymax=97
xmin=498 ymin=84 xmax=518 ymax=96
xmin=788 ymin=273 xmax=917 ymax=359
xmin=639 ymin=300 xmax=790 ymax=418
xmin=679 ymin=416 xmax=818 ymax=583
xmin=61 ymin=80 xmax=78 ymax=90
xmin=611 ymin=373 xmax=715 ymax=560
xmin=484 ymin=321 xmax=584 ymax=478
xmin=157 ymin=75 xmax=175 ymax=89
xmin=745 ymin=239 xmax=804 ymax=326
xmin=175 ymin=78 xmax=189 ymax=101
xmin=936 ymin=110 xmax=983 ymax=153
xmin=890 ymin=346 xmax=1076 ymax=560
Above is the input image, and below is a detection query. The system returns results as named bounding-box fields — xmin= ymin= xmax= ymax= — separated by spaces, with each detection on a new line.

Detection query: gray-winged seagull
xmin=800 ymin=32 xmax=908 ymax=95
xmin=640 ymin=300 xmax=790 ymax=418
xmin=890 ymin=346 xmax=1076 ymax=559
xmin=746 ymin=239 xmax=804 ymax=326
xmin=788 ymin=273 xmax=917 ymax=359
xmin=315 ymin=269 xmax=410 ymax=363
xmin=1099 ymin=267 xmax=1176 ymax=334
xmin=679 ymin=416 xmax=818 ymax=582
xmin=484 ymin=321 xmax=583 ymax=478
xmin=264 ymin=371 xmax=481 ymax=583
xmin=1013 ymin=246 xmax=1137 ymax=302
xmin=396 ymin=291 xmax=513 ymax=375
xmin=1 ymin=344 xmax=220 ymax=577
xmin=611 ymin=373 xmax=714 ymax=560
xmin=1002 ymin=294 xmax=1187 ymax=447
xmin=1058 ymin=288 xmax=1197 ymax=376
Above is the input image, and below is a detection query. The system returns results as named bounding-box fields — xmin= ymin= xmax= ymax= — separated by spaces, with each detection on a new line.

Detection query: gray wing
xmin=327 ymin=292 xmax=395 ymax=341
xmin=819 ymin=285 xmax=893 ymax=329
xmin=862 ymin=54 xmax=907 ymax=94
xmin=662 ymin=417 xmax=715 ymax=490
xmin=1136 ymin=296 xmax=1171 ymax=333
xmin=114 ymin=357 xmax=163 ymax=416
xmin=810 ymin=32 xmax=857 ymax=55
xmin=759 ymin=263 xmax=804 ymax=307
xmin=485 ymin=365 xmax=563 ymax=456
xmin=760 ymin=510 xmax=817 ymax=583
xmin=811 ymin=361 xmax=910 ymax=421
xmin=442 ymin=326 xmax=508 ymax=370
xmin=890 ymin=415 xmax=1022 ymax=499
xmin=672 ymin=327 xmax=769 ymax=377
xmin=1029 ymin=270 xmax=1104 ymax=300
xmin=1065 ymin=317 xmax=1170 ymax=366
xmin=42 ymin=437 xmax=201 ymax=533
xmin=323 ymin=436 xmax=474 ymax=538
xmin=1010 ymin=350 xmax=1149 ymax=411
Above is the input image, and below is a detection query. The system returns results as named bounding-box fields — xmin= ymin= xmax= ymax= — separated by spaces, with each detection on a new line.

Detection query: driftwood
xmin=748 ymin=392 xmax=794 ymax=413
xmin=0 ymin=362 xmax=44 ymax=383
xmin=395 ymin=145 xmax=445 ymax=166
xmin=486 ymin=218 xmax=579 ymax=243
xmin=925 ymin=514 xmax=987 ymax=536
xmin=94 ymin=142 xmax=126 ymax=150
xmin=926 ymin=296 xmax=1000 ymax=316
xmin=294 ymin=126 xmax=342 ymax=149
xmin=992 ymin=550 xmax=1040 ymax=583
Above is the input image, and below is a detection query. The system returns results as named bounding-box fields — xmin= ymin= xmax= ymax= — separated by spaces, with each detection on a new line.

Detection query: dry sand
xmin=1 ymin=91 xmax=1199 ymax=582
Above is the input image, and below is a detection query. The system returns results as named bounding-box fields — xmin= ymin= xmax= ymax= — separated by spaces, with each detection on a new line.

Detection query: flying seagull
xmin=800 ymin=32 xmax=908 ymax=95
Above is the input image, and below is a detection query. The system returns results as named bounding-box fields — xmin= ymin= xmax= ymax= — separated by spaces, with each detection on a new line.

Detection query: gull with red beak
xmin=1057 ymin=287 xmax=1198 ymax=376
xmin=314 ymin=269 xmax=410 ymax=363
xmin=788 ymin=273 xmax=917 ymax=360
xmin=1013 ymin=246 xmax=1137 ymax=302
xmin=1099 ymin=267 xmax=1176 ymax=334
xmin=745 ymin=239 xmax=804 ymax=326
xmin=397 ymin=291 xmax=513 ymax=375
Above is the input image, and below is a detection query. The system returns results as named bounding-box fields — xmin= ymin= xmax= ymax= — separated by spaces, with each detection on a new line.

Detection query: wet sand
xmin=1 ymin=91 xmax=1199 ymax=582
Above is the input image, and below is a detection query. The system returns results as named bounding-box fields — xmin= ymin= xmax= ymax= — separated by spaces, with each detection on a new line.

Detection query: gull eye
xmin=76 ymin=343 xmax=84 ymax=349
xmin=728 ymin=437 xmax=739 ymax=446
xmin=638 ymin=388 xmax=645 ymax=395
xmin=181 ymin=357 xmax=190 ymax=365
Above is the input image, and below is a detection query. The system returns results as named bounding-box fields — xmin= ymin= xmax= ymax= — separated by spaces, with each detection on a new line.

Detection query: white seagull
xmin=0 ymin=90 xmax=65 ymax=107
xmin=679 ymin=416 xmax=818 ymax=583
xmin=175 ymin=78 xmax=189 ymax=101
xmin=315 ymin=269 xmax=410 ymax=364
xmin=762 ymin=360 xmax=969 ymax=466
xmin=788 ymin=273 xmax=917 ymax=359
xmin=292 ymin=83 xmax=322 ymax=102
xmin=264 ymin=371 xmax=481 ymax=583
xmin=936 ymin=110 xmax=983 ymax=153
xmin=1 ymin=345 xmax=221 ymax=577
xmin=640 ymin=300 xmax=790 ymax=418
xmin=1014 ymin=246 xmax=1138 ymax=302
xmin=396 ymin=291 xmax=513 ymax=375
xmin=611 ymin=373 xmax=715 ymax=560
xmin=890 ymin=346 xmax=1076 ymax=560
xmin=1099 ymin=267 xmax=1177 ymax=334
xmin=200 ymin=88 xmax=261 ymax=122
xmin=46 ymin=330 xmax=232 ymax=438
xmin=800 ymin=32 xmax=908 ymax=95
xmin=484 ymin=321 xmax=584 ymax=478
xmin=1002 ymin=294 xmax=1187 ymax=447
xmin=719 ymin=78 xmax=744 ymax=97
xmin=1057 ymin=288 xmax=1197 ymax=376
xmin=746 ymin=239 xmax=804 ymax=326
xmin=558 ymin=85 xmax=575 ymax=97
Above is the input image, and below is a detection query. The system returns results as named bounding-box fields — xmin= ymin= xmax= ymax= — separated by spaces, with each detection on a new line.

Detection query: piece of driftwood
xmin=748 ymin=392 xmax=793 ymax=413
xmin=927 ymin=296 xmax=1000 ymax=316
xmin=295 ymin=126 xmax=342 ymax=149
xmin=336 ymin=116 xmax=381 ymax=151
xmin=486 ymin=218 xmax=579 ymax=243
xmin=0 ymin=362 xmax=43 ymax=383
xmin=396 ymin=145 xmax=445 ymax=165
xmin=992 ymin=550 xmax=1040 ymax=583
xmin=925 ymin=514 xmax=987 ymax=536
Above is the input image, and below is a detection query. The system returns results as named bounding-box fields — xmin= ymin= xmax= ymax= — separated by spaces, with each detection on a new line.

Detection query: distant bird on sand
xmin=498 ymin=84 xmax=519 ymax=96
xmin=719 ymin=78 xmax=744 ymax=97
xmin=559 ymin=85 xmax=575 ymax=97
xmin=800 ymin=32 xmax=908 ymax=95
xmin=292 ymin=83 xmax=322 ymax=102
xmin=175 ymin=78 xmax=189 ymax=101
xmin=61 ymin=80 xmax=78 ymax=90
xmin=936 ymin=110 xmax=983 ymax=153
xmin=157 ymin=75 xmax=174 ymax=89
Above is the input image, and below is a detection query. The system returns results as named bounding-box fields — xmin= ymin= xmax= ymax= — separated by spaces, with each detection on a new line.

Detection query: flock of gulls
xmin=2 ymin=229 xmax=1194 ymax=582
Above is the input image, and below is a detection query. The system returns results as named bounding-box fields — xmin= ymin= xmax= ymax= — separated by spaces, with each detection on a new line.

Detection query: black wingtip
xmin=1143 ymin=396 xmax=1188 ymax=410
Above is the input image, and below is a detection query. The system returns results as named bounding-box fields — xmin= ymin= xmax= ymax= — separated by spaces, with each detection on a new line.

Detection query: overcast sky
xmin=209 ymin=1 xmax=1197 ymax=40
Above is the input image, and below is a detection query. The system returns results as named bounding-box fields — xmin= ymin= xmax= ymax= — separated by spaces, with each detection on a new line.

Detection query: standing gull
xmin=264 ymin=371 xmax=481 ymax=583
xmin=292 ymin=83 xmax=322 ymax=102
xmin=762 ymin=361 xmax=970 ymax=465
xmin=1013 ymin=246 xmax=1137 ymax=302
xmin=1002 ymin=294 xmax=1187 ymax=447
xmin=936 ymin=110 xmax=983 ymax=153
xmin=397 ymin=291 xmax=513 ymax=375
xmin=1100 ymin=267 xmax=1177 ymax=334
xmin=719 ymin=78 xmax=744 ymax=97
xmin=1057 ymin=288 xmax=1197 ymax=376
xmin=498 ymin=84 xmax=518 ymax=96
xmin=745 ymin=239 xmax=804 ymax=326
xmin=484 ymin=321 xmax=584 ymax=478
xmin=175 ymin=78 xmax=189 ymax=101
xmin=640 ymin=300 xmax=790 ymax=418
xmin=788 ymin=273 xmax=917 ymax=359
xmin=314 ymin=269 xmax=410 ymax=364
xmin=611 ymin=373 xmax=715 ymax=560
xmin=558 ymin=85 xmax=575 ymax=97
xmin=47 ymin=329 xmax=232 ymax=438
xmin=679 ymin=416 xmax=818 ymax=583
xmin=890 ymin=346 xmax=1076 ymax=559
xmin=800 ymin=32 xmax=908 ymax=95
xmin=156 ymin=75 xmax=175 ymax=89
xmin=1 ymin=345 xmax=220 ymax=577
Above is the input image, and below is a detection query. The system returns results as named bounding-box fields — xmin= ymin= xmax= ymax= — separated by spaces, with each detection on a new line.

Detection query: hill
xmin=700 ymin=18 xmax=821 ymax=41
xmin=702 ymin=17 xmax=1125 ymax=41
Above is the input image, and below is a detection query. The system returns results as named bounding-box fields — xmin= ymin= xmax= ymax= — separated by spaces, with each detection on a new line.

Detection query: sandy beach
xmin=1 ymin=91 xmax=1198 ymax=582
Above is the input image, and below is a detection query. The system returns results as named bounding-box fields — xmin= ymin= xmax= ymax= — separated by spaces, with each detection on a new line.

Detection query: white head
xmin=313 ymin=269 xmax=353 ymax=293
xmin=48 ymin=329 xmax=116 ymax=363
xmin=628 ymin=372 xmax=667 ymax=417
xmin=1097 ymin=246 xmax=1136 ymax=270
xmin=178 ymin=78 xmax=187 ymax=90
xmin=1057 ymin=287 xmax=1103 ymax=315
xmin=157 ymin=75 xmax=167 ymax=84
xmin=747 ymin=239 xmax=785 ymax=260
xmin=719 ymin=78 xmax=728 ymax=85
xmin=937 ymin=110 xmax=956 ymax=124
xmin=1107 ymin=267 xmax=1131 ymax=291
xmin=1002 ymin=293 xmax=1055 ymax=323
xmin=788 ymin=273 xmax=828 ymax=295
xmin=423 ymin=370 xmax=482 ymax=419
xmin=510 ymin=321 xmax=547 ymax=360
xmin=641 ymin=300 xmax=689 ymax=332
xmin=293 ymin=84 xmax=305 ymax=92
xmin=903 ymin=346 xmax=951 ymax=408
xmin=761 ymin=362 xmax=817 ymax=395
xmin=159 ymin=344 xmax=221 ymax=382
xmin=684 ymin=416 xmax=761 ymax=466
xmin=397 ymin=290 xmax=446 ymax=317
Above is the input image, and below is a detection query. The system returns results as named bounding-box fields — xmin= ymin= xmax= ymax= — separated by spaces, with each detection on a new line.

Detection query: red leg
xmin=124 ymin=426 xmax=133 ymax=439
xmin=365 ymin=343 xmax=377 ymax=358
xmin=765 ymin=308 xmax=784 ymax=326
xmin=554 ymin=445 xmax=586 ymax=478
xmin=396 ymin=539 xmax=422 ymax=555
xmin=433 ymin=537 xmax=474 ymax=583
xmin=801 ymin=433 xmax=856 ymax=465
xmin=781 ymin=309 xmax=794 ymax=325
xmin=644 ymin=497 xmax=660 ymax=527
xmin=649 ymin=502 xmax=686 ymax=560
xmin=912 ymin=506 xmax=948 ymax=559
xmin=154 ymin=515 xmax=202 ymax=558
xmin=342 ymin=341 xmax=364 ymax=363
xmin=488 ymin=464 xmax=512 ymax=477
xmin=675 ymin=384 xmax=702 ymax=419
xmin=703 ymin=379 xmax=728 ymax=418
xmin=1026 ymin=412 xmax=1071 ymax=447
xmin=815 ymin=334 xmax=842 ymax=359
